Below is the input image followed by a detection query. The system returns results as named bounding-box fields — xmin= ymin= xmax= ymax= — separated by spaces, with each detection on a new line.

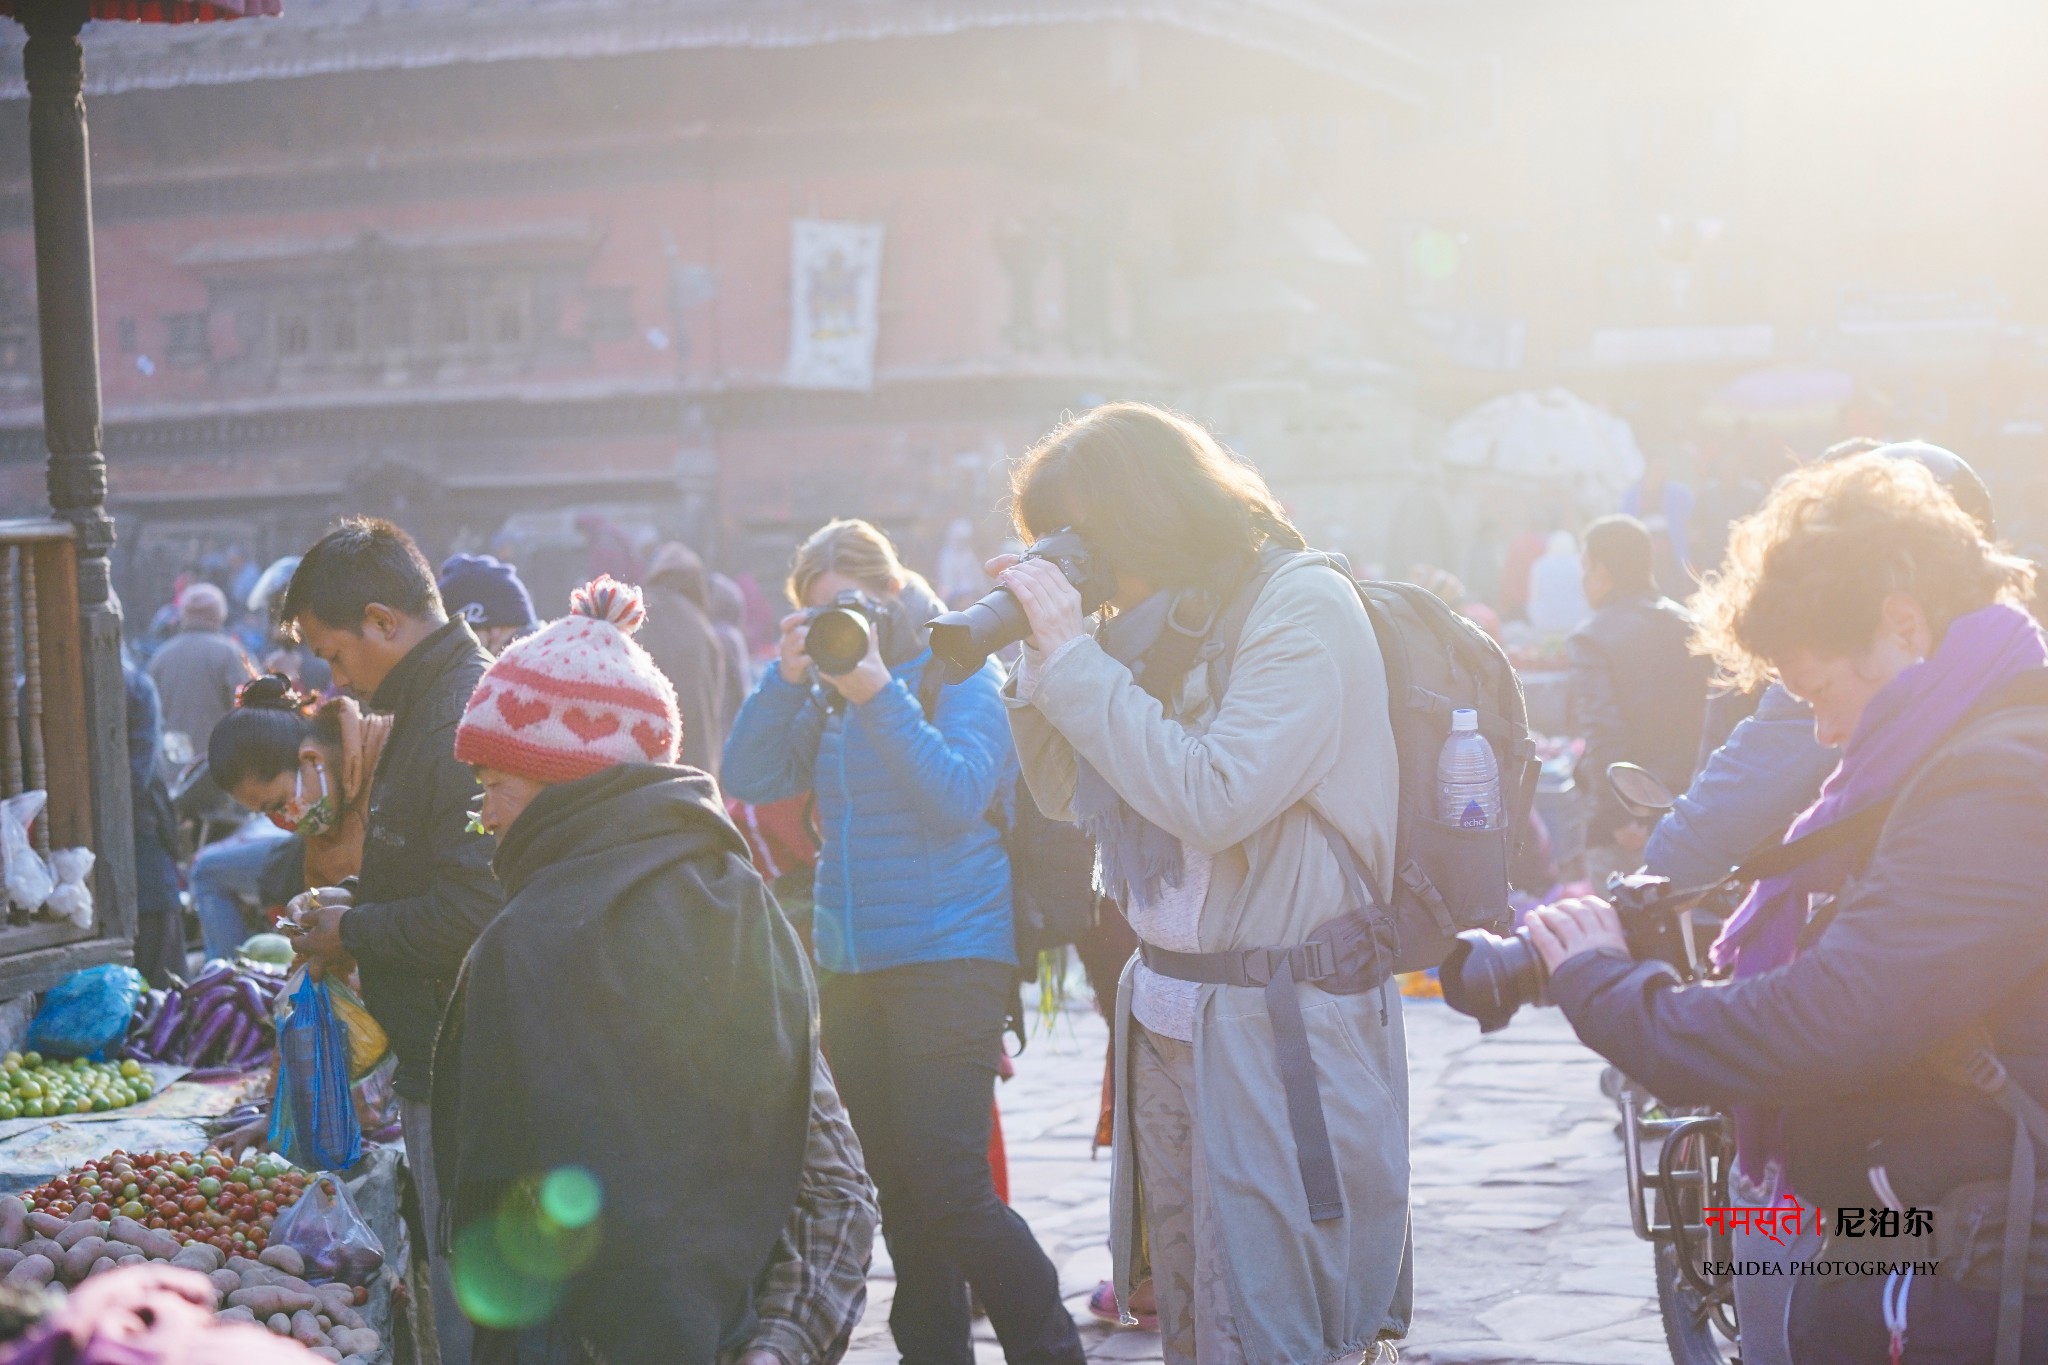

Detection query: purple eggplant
xmin=181 ymin=999 xmax=239 ymax=1064
xmin=145 ymin=995 xmax=184 ymax=1057
xmin=186 ymin=981 xmax=241 ymax=1016
xmin=190 ymin=961 xmax=234 ymax=992
xmin=233 ymin=976 xmax=273 ymax=1024
xmin=223 ymin=1014 xmax=260 ymax=1065
xmin=184 ymin=1067 xmax=244 ymax=1083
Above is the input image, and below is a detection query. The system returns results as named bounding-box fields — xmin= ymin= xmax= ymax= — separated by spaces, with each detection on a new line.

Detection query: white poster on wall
xmin=785 ymin=218 xmax=885 ymax=391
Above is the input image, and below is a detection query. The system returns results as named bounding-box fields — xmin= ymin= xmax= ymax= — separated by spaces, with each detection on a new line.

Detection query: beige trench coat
xmin=1007 ymin=553 xmax=1412 ymax=1364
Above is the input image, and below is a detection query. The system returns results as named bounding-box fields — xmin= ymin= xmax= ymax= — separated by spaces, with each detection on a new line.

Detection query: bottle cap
xmin=1451 ymin=708 xmax=1478 ymax=732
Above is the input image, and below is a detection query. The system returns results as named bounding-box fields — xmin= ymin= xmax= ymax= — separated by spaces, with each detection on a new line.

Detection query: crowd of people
xmin=80 ymin=400 xmax=2048 ymax=1365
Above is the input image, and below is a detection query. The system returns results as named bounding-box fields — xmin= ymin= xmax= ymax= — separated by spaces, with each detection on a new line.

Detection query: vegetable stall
xmin=0 ymin=957 xmax=411 ymax=1362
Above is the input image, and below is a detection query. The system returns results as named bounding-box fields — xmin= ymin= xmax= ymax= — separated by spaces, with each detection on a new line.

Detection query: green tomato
xmin=120 ymin=1200 xmax=143 ymax=1219
xmin=0 ymin=1099 xmax=19 ymax=1121
xmin=20 ymin=1052 xmax=40 ymax=1068
xmin=118 ymin=1060 xmax=141 ymax=1079
xmin=17 ymin=1079 xmax=42 ymax=1099
xmin=71 ymin=1098 xmax=91 ymax=1114
xmin=197 ymin=1177 xmax=222 ymax=1198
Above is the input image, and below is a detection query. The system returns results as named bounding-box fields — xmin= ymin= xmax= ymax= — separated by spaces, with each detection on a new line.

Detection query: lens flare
xmin=540 ymin=1165 xmax=603 ymax=1229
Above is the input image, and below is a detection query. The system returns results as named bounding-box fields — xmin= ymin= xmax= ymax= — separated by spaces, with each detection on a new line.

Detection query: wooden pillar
xmin=22 ymin=0 xmax=134 ymax=946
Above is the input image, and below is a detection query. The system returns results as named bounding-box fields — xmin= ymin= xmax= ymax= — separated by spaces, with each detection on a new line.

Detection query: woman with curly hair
xmin=1530 ymin=452 xmax=2048 ymax=1362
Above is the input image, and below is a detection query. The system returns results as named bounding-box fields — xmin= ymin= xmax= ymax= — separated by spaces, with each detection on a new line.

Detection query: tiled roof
xmin=0 ymin=0 xmax=1437 ymax=104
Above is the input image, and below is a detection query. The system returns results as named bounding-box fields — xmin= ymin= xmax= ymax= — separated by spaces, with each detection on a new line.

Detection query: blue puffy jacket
xmin=721 ymin=650 xmax=1016 ymax=975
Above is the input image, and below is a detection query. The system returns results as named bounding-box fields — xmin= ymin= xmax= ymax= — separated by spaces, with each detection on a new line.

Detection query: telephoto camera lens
xmin=927 ymin=528 xmax=1107 ymax=676
xmin=1439 ymin=926 xmax=1550 ymax=1033
xmin=805 ymin=607 xmax=872 ymax=676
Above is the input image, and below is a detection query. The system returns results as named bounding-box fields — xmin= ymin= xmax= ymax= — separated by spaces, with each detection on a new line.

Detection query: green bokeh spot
xmin=1412 ymin=227 xmax=1461 ymax=282
xmin=540 ymin=1166 xmax=604 ymax=1230
xmin=452 ymin=1217 xmax=562 ymax=1331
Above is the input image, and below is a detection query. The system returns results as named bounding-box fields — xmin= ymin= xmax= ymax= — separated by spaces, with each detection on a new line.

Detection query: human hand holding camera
xmin=1524 ymin=897 xmax=1629 ymax=974
xmin=776 ymin=612 xmax=814 ymax=685
xmin=988 ymin=554 xmax=1086 ymax=654
xmin=817 ymin=612 xmax=891 ymax=705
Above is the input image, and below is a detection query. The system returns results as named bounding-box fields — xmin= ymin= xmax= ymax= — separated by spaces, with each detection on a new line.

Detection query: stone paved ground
xmin=842 ymin=999 xmax=1672 ymax=1365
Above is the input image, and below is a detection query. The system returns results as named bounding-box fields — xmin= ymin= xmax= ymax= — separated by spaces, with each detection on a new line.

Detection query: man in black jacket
xmin=279 ymin=518 xmax=499 ymax=1365
xmin=1568 ymin=514 xmax=1710 ymax=876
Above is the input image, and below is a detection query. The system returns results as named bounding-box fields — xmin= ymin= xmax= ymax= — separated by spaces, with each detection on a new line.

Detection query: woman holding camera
xmin=997 ymin=404 xmax=1410 ymax=1365
xmin=1531 ymin=452 xmax=2048 ymax=1363
xmin=721 ymin=519 xmax=1083 ymax=1365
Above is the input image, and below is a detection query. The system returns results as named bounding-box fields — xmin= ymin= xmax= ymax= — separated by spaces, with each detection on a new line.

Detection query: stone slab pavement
xmin=841 ymin=998 xmax=1672 ymax=1365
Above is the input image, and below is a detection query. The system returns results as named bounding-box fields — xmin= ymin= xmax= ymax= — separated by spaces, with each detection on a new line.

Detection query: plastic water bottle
xmin=1437 ymin=708 xmax=1502 ymax=829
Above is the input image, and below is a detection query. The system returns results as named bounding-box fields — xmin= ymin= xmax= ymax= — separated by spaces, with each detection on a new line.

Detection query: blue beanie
xmin=438 ymin=554 xmax=537 ymax=630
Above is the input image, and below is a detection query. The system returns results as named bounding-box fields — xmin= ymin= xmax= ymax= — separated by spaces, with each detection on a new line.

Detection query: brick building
xmin=0 ymin=0 xmax=1435 ymax=618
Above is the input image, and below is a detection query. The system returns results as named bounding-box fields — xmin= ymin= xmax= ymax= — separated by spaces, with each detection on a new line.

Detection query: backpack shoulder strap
xmin=1208 ymin=548 xmax=1340 ymax=702
xmin=1928 ymin=1031 xmax=2048 ymax=1365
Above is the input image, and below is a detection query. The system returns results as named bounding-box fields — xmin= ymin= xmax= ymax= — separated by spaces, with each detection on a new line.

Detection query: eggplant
xmin=184 ymin=1067 xmax=243 ymax=1083
xmin=145 ymin=995 xmax=184 ymax=1057
xmin=190 ymin=960 xmax=235 ymax=992
xmin=186 ymin=981 xmax=241 ymax=1014
xmin=182 ymin=1000 xmax=239 ymax=1065
xmin=233 ymin=976 xmax=273 ymax=1025
xmin=232 ymin=1020 xmax=272 ymax=1065
xmin=222 ymin=1014 xmax=259 ymax=1066
xmin=128 ymin=991 xmax=160 ymax=1037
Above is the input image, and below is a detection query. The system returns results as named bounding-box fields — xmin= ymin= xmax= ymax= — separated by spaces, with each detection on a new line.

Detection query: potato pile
xmin=1 ymin=1149 xmax=381 ymax=1363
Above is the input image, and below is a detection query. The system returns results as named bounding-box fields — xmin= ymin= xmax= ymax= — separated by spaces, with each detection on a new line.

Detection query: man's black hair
xmin=280 ymin=517 xmax=444 ymax=631
xmin=1583 ymin=514 xmax=1655 ymax=592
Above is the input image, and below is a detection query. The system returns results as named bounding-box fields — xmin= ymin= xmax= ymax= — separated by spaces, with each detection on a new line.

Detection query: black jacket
xmin=1553 ymin=695 xmax=2048 ymax=1213
xmin=432 ymin=763 xmax=812 ymax=1364
xmin=1568 ymin=590 xmax=1710 ymax=842
xmin=338 ymin=620 xmax=502 ymax=1100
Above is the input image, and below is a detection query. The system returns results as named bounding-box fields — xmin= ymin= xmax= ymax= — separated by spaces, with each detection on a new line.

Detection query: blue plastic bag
xmin=28 ymin=964 xmax=143 ymax=1059
xmin=268 ymin=968 xmax=362 ymax=1172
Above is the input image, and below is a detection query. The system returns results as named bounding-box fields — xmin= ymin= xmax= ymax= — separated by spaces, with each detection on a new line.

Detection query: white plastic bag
xmin=0 ymin=791 xmax=52 ymax=913
xmin=45 ymin=848 xmax=94 ymax=928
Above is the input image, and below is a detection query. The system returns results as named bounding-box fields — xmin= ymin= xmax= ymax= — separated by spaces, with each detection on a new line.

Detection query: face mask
xmin=287 ymin=758 xmax=337 ymax=838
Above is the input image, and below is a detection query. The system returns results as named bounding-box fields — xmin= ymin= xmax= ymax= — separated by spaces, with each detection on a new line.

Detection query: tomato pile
xmin=21 ymin=1149 xmax=305 ymax=1255
xmin=0 ymin=1052 xmax=153 ymax=1120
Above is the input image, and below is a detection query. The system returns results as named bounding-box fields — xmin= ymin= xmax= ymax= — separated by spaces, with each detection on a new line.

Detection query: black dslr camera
xmin=927 ymin=528 xmax=1111 ymax=676
xmin=1440 ymin=873 xmax=1717 ymax=1033
xmin=803 ymin=590 xmax=882 ymax=677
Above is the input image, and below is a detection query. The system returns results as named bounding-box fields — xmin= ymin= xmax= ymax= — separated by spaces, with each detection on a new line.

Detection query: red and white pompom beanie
xmin=454 ymin=576 xmax=682 ymax=784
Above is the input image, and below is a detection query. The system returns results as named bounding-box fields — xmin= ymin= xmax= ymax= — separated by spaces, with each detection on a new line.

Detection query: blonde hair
xmin=786 ymin=518 xmax=931 ymax=607
xmin=1693 ymin=453 xmax=2035 ymax=691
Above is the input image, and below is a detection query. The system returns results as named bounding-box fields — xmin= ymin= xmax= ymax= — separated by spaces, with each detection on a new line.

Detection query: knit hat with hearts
xmin=454 ymin=575 xmax=682 ymax=784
